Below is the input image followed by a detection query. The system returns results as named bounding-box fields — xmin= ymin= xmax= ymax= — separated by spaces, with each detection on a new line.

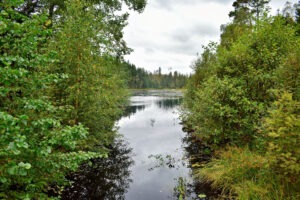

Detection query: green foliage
xmin=186 ymin=76 xmax=263 ymax=148
xmin=173 ymin=177 xmax=187 ymax=200
xmin=184 ymin=43 xmax=217 ymax=110
xmin=196 ymin=145 xmax=300 ymax=199
xmin=263 ymin=92 xmax=300 ymax=189
xmin=0 ymin=1 xmax=106 ymax=198
xmin=275 ymin=45 xmax=300 ymax=99
xmin=1 ymin=0 xmax=143 ymax=198
xmin=14 ymin=0 xmax=146 ymax=18
xmin=183 ymin=2 xmax=300 ymax=199
xmin=220 ymin=22 xmax=251 ymax=49
xmin=48 ymin=0 xmax=128 ymax=149
xmin=195 ymin=147 xmax=285 ymax=200
xmin=229 ymin=0 xmax=270 ymax=23
xmin=297 ymin=2 xmax=300 ymax=24
xmin=184 ymin=17 xmax=299 ymax=149
xmin=123 ymin=62 xmax=188 ymax=89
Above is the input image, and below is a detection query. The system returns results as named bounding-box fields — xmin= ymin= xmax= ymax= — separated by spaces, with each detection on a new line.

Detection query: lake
xmin=62 ymin=90 xmax=216 ymax=200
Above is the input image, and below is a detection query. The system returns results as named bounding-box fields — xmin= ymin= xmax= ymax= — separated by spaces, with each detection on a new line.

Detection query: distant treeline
xmin=122 ymin=62 xmax=189 ymax=89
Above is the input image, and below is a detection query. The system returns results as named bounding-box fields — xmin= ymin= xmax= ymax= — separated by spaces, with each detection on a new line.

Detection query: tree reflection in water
xmin=181 ymin=133 xmax=222 ymax=199
xmin=123 ymin=105 xmax=146 ymax=118
xmin=62 ymin=138 xmax=134 ymax=200
xmin=156 ymin=98 xmax=182 ymax=111
xmin=123 ymin=97 xmax=182 ymax=117
xmin=62 ymin=92 xmax=188 ymax=200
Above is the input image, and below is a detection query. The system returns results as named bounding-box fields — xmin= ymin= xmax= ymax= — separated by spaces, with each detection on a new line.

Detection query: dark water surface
xmin=62 ymin=90 xmax=215 ymax=200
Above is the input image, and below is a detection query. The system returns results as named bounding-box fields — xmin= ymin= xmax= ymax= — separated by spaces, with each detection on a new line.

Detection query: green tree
xmin=183 ymin=43 xmax=217 ymax=111
xmin=183 ymin=2 xmax=300 ymax=199
xmin=48 ymin=0 xmax=129 ymax=149
xmin=295 ymin=1 xmax=300 ymax=36
xmin=229 ymin=0 xmax=269 ymax=23
xmin=263 ymin=92 xmax=300 ymax=191
xmin=123 ymin=62 xmax=188 ymax=89
xmin=296 ymin=1 xmax=300 ymax=24
xmin=16 ymin=0 xmax=146 ymax=18
xmin=221 ymin=0 xmax=269 ymax=49
xmin=0 ymin=1 xmax=102 ymax=198
xmin=185 ymin=17 xmax=299 ymax=148
xmin=229 ymin=0 xmax=252 ymax=24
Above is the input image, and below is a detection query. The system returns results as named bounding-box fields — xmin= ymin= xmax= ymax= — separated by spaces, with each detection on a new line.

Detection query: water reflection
xmin=150 ymin=118 xmax=156 ymax=127
xmin=61 ymin=138 xmax=134 ymax=200
xmin=182 ymin=133 xmax=221 ymax=199
xmin=156 ymin=98 xmax=183 ymax=111
xmin=123 ymin=105 xmax=146 ymax=118
xmin=61 ymin=90 xmax=214 ymax=200
xmin=130 ymin=89 xmax=183 ymax=97
xmin=123 ymin=95 xmax=182 ymax=117
xmin=117 ymin=91 xmax=192 ymax=200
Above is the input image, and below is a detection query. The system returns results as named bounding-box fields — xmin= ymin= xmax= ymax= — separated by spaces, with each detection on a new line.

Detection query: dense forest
xmin=122 ymin=62 xmax=188 ymax=89
xmin=0 ymin=0 xmax=146 ymax=199
xmin=183 ymin=0 xmax=300 ymax=199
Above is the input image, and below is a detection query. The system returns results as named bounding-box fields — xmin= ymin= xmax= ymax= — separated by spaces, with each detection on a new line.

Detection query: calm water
xmin=62 ymin=90 xmax=217 ymax=200
xmin=119 ymin=90 xmax=191 ymax=200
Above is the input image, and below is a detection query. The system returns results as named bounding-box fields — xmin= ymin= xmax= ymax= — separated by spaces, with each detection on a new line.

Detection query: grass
xmin=194 ymin=147 xmax=299 ymax=200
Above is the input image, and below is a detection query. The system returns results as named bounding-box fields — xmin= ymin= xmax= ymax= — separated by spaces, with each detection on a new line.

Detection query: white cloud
xmin=124 ymin=0 xmax=299 ymax=74
xmin=152 ymin=0 xmax=233 ymax=10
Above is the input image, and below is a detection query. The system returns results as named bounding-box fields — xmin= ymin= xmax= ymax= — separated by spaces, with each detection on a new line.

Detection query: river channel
xmin=62 ymin=90 xmax=216 ymax=200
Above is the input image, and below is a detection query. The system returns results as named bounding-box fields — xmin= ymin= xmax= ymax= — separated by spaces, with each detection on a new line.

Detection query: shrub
xmin=263 ymin=92 xmax=300 ymax=193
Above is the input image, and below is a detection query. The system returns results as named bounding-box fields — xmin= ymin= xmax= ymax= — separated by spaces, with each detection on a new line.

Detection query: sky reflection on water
xmin=117 ymin=92 xmax=194 ymax=200
xmin=62 ymin=90 xmax=202 ymax=200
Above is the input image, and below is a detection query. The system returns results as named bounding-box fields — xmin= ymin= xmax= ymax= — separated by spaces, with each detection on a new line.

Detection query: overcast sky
xmin=123 ymin=0 xmax=299 ymax=74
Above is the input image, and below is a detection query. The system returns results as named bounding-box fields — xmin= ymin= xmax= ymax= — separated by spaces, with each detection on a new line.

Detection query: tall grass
xmin=195 ymin=147 xmax=299 ymax=200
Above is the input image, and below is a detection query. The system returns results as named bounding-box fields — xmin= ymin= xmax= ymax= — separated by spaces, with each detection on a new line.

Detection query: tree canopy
xmin=0 ymin=0 xmax=146 ymax=198
xmin=183 ymin=1 xmax=300 ymax=198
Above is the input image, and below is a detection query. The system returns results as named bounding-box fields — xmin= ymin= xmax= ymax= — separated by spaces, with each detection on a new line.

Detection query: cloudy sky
xmin=123 ymin=0 xmax=298 ymax=74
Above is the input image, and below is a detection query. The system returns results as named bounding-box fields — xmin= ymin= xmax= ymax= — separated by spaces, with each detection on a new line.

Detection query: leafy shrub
xmin=263 ymin=92 xmax=300 ymax=192
xmin=183 ymin=17 xmax=299 ymax=150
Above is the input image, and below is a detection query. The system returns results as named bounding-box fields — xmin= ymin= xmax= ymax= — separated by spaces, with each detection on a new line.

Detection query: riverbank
xmin=182 ymin=13 xmax=300 ymax=200
xmin=129 ymin=88 xmax=185 ymax=96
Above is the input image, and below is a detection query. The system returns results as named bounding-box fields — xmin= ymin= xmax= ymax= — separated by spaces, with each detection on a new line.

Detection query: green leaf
xmin=18 ymin=162 xmax=32 ymax=169
xmin=7 ymin=166 xmax=18 ymax=175
xmin=198 ymin=194 xmax=207 ymax=198
xmin=0 ymin=177 xmax=7 ymax=183
xmin=19 ymin=169 xmax=28 ymax=176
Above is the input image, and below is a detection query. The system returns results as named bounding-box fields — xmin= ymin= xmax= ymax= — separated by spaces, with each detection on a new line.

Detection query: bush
xmin=263 ymin=92 xmax=300 ymax=191
xmin=183 ymin=17 xmax=299 ymax=150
